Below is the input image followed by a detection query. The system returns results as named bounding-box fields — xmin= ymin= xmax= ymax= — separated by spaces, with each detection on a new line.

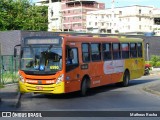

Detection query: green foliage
xmin=150 ymin=55 xmax=160 ymax=67
xmin=156 ymin=62 xmax=160 ymax=67
xmin=0 ymin=0 xmax=48 ymax=31
xmin=0 ymin=84 xmax=4 ymax=88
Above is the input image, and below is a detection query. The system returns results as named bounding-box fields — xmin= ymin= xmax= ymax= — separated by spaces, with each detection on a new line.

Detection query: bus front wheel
xmin=80 ymin=78 xmax=89 ymax=96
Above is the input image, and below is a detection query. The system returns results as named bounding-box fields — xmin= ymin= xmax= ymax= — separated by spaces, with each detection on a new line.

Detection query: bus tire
xmin=80 ymin=78 xmax=89 ymax=96
xmin=122 ymin=71 xmax=130 ymax=87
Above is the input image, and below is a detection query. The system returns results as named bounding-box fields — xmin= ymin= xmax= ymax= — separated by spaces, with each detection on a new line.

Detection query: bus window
xmin=82 ymin=43 xmax=90 ymax=62
xmin=137 ymin=43 xmax=142 ymax=57
xmin=121 ymin=43 xmax=129 ymax=59
xmin=102 ymin=43 xmax=112 ymax=60
xmin=130 ymin=43 xmax=137 ymax=58
xmin=91 ymin=43 xmax=101 ymax=61
xmin=66 ymin=48 xmax=78 ymax=65
xmin=113 ymin=43 xmax=121 ymax=60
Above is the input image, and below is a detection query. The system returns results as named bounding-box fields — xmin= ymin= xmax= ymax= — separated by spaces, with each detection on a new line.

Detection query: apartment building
xmin=153 ymin=8 xmax=160 ymax=35
xmin=36 ymin=0 xmax=105 ymax=32
xmin=61 ymin=0 xmax=105 ymax=32
xmin=87 ymin=5 xmax=154 ymax=34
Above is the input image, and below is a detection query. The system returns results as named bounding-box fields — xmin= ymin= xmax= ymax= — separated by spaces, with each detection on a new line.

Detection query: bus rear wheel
xmin=122 ymin=71 xmax=130 ymax=87
xmin=80 ymin=78 xmax=89 ymax=96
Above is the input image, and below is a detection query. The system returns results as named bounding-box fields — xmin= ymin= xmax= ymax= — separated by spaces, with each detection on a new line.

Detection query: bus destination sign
xmin=26 ymin=38 xmax=60 ymax=45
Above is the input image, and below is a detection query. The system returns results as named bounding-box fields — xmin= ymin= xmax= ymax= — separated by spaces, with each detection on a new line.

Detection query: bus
xmin=14 ymin=34 xmax=144 ymax=96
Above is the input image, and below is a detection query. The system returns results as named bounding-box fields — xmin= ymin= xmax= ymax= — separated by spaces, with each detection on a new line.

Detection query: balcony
xmin=65 ymin=1 xmax=98 ymax=9
xmin=119 ymin=13 xmax=153 ymax=18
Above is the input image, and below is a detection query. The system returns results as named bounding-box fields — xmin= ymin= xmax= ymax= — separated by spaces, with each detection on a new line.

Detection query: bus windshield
xmin=20 ymin=45 xmax=62 ymax=74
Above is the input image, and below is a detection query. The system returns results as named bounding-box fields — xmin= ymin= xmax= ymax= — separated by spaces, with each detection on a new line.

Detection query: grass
xmin=0 ymin=84 xmax=4 ymax=89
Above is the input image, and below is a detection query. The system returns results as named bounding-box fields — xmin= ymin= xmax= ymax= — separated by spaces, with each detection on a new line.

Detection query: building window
xmin=95 ymin=22 xmax=97 ymax=26
xmin=51 ymin=10 xmax=54 ymax=17
xmin=119 ymin=11 xmax=122 ymax=15
xmin=139 ymin=9 xmax=141 ymax=14
xmin=139 ymin=17 xmax=141 ymax=21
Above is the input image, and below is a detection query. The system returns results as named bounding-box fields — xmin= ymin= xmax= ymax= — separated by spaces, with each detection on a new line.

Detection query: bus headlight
xmin=19 ymin=75 xmax=25 ymax=83
xmin=56 ymin=74 xmax=64 ymax=84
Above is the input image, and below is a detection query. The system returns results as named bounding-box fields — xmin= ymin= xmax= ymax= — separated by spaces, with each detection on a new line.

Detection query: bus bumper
xmin=19 ymin=81 xmax=65 ymax=94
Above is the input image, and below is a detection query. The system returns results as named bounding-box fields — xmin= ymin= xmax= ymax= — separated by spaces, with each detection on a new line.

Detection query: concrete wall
xmin=0 ymin=30 xmax=160 ymax=61
xmin=0 ymin=30 xmax=21 ymax=55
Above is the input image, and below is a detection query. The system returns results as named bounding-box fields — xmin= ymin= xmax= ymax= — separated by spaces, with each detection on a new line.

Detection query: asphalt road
xmin=0 ymin=75 xmax=160 ymax=120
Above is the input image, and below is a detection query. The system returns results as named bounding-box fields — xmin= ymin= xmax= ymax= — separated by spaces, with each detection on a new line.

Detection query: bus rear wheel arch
xmin=80 ymin=76 xmax=90 ymax=96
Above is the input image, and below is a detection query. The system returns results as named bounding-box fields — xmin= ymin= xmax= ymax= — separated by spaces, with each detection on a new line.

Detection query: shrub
xmin=150 ymin=55 xmax=160 ymax=67
xmin=156 ymin=62 xmax=160 ymax=68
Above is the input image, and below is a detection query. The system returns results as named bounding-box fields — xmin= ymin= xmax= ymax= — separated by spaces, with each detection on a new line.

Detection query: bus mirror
xmin=14 ymin=48 xmax=17 ymax=57
xmin=14 ymin=44 xmax=21 ymax=57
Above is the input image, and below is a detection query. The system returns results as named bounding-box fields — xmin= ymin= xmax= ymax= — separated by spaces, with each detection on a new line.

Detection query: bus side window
xmin=91 ymin=43 xmax=101 ymax=61
xmin=102 ymin=43 xmax=112 ymax=60
xmin=130 ymin=43 xmax=137 ymax=58
xmin=82 ymin=43 xmax=90 ymax=62
xmin=121 ymin=43 xmax=129 ymax=59
xmin=113 ymin=43 xmax=121 ymax=60
xmin=137 ymin=43 xmax=142 ymax=57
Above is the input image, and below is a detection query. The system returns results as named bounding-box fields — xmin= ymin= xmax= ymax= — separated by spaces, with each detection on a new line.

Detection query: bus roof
xmin=63 ymin=36 xmax=143 ymax=43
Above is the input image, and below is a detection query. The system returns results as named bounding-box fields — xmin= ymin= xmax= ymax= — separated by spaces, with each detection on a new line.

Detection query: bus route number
xmin=50 ymin=66 xmax=59 ymax=70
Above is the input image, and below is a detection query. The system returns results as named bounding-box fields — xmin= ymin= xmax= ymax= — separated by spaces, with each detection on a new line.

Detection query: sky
xmin=99 ymin=0 xmax=160 ymax=8
xmin=33 ymin=0 xmax=160 ymax=8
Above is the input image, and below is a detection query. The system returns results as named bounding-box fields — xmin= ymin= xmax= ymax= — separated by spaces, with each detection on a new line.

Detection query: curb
xmin=143 ymin=84 xmax=160 ymax=96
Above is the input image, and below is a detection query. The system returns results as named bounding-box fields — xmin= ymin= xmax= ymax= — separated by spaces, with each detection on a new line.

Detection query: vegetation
xmin=146 ymin=55 xmax=160 ymax=68
xmin=0 ymin=84 xmax=4 ymax=88
xmin=0 ymin=0 xmax=48 ymax=31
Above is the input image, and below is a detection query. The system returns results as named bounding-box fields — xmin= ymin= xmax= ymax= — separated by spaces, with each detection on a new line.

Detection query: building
xmin=36 ymin=0 xmax=105 ymax=32
xmin=153 ymin=8 xmax=160 ymax=36
xmin=35 ymin=0 xmax=49 ymax=6
xmin=61 ymin=0 xmax=105 ymax=32
xmin=48 ymin=0 xmax=62 ymax=32
xmin=87 ymin=5 xmax=154 ymax=34
xmin=36 ymin=0 xmax=62 ymax=31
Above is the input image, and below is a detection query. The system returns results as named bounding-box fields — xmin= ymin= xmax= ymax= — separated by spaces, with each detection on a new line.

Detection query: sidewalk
xmin=150 ymin=68 xmax=160 ymax=76
xmin=143 ymin=68 xmax=160 ymax=96
xmin=0 ymin=84 xmax=18 ymax=96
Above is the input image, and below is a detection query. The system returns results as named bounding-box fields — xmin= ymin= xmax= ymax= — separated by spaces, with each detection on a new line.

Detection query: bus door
xmin=65 ymin=44 xmax=80 ymax=93
xmin=112 ymin=43 xmax=123 ymax=83
xmin=90 ymin=43 xmax=102 ymax=87
xmin=137 ymin=43 xmax=144 ymax=77
xmin=130 ymin=43 xmax=139 ymax=78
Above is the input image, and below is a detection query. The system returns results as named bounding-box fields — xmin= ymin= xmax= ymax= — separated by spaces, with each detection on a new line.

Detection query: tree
xmin=0 ymin=0 xmax=48 ymax=31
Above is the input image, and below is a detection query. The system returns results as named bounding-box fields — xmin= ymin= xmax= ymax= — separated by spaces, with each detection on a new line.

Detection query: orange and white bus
xmin=14 ymin=35 xmax=144 ymax=96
